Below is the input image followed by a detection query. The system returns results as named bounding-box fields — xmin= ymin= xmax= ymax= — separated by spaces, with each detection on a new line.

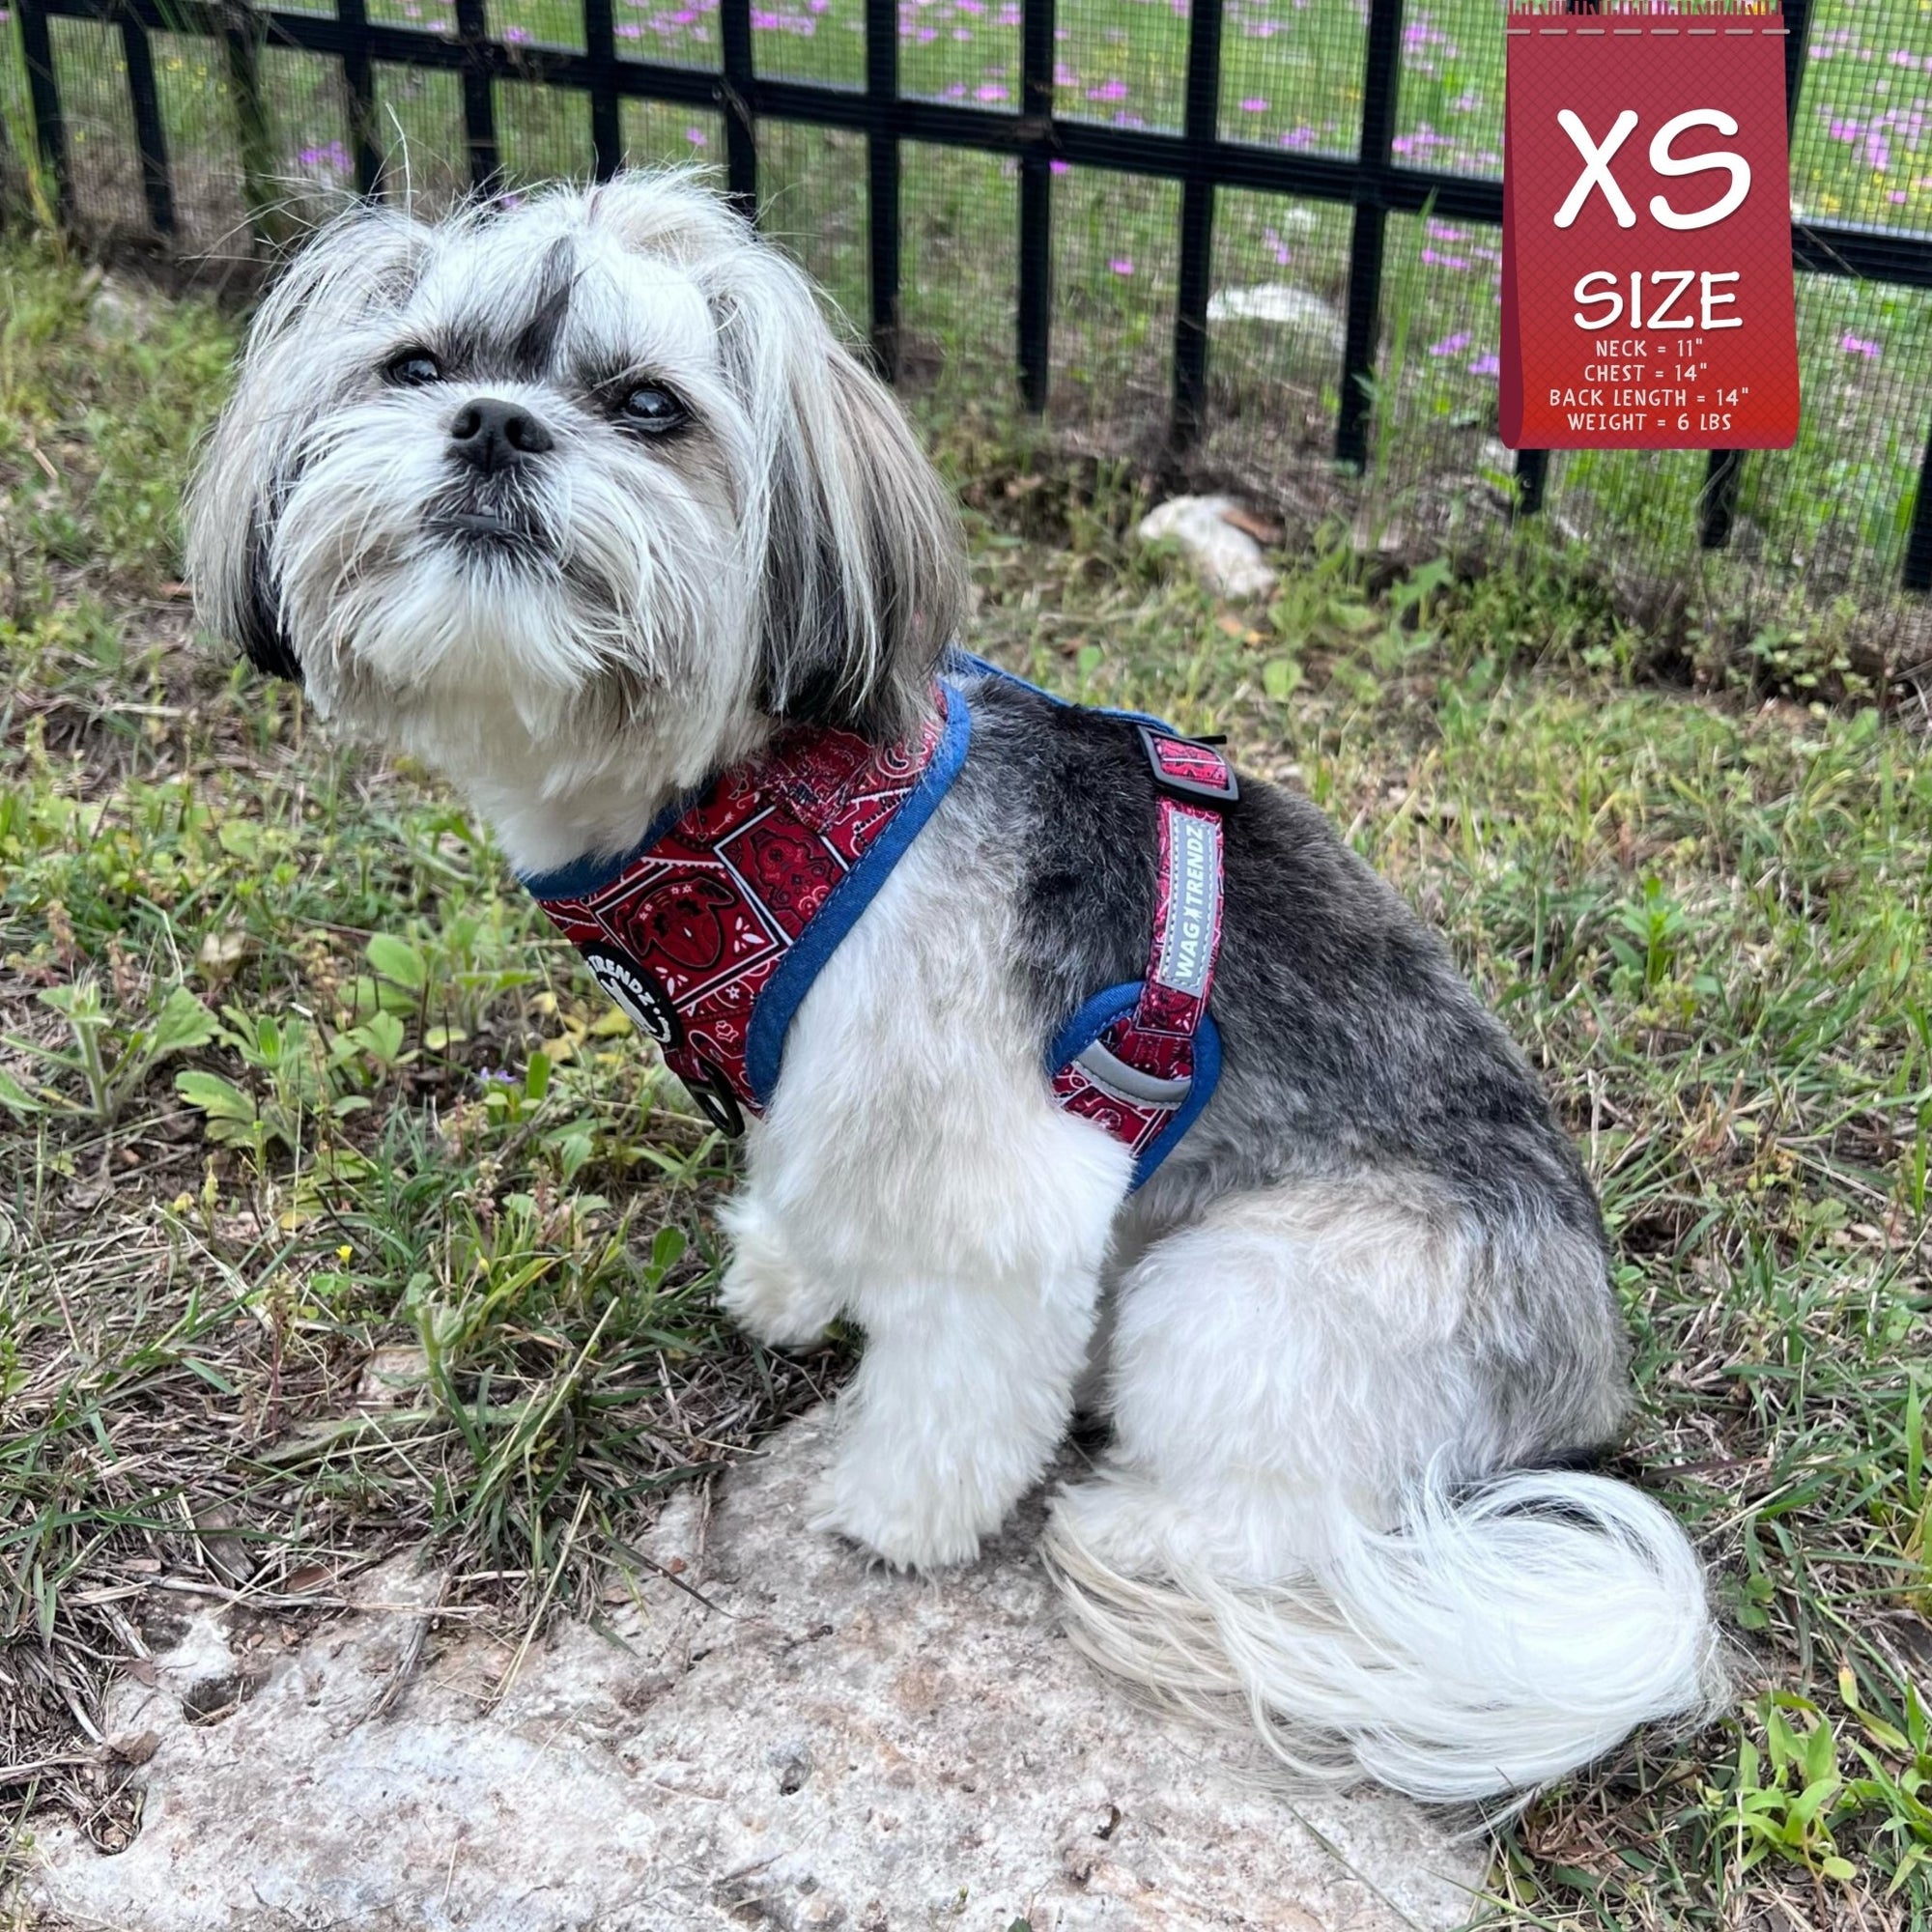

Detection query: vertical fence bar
xmin=719 ymin=0 xmax=756 ymax=215
xmin=1779 ymin=0 xmax=1815 ymax=146
xmin=584 ymin=0 xmax=622 ymax=179
xmin=1512 ymin=448 xmax=1548 ymax=519
xmin=118 ymin=7 xmax=176 ymax=235
xmin=18 ymin=0 xmax=73 ymax=223
xmin=1697 ymin=449 xmax=1744 ymax=550
xmin=1907 ymin=429 xmax=1932 ymax=594
xmin=222 ymin=1 xmax=285 ymax=250
xmin=454 ymin=0 xmax=499 ymax=189
xmin=1016 ymin=0 xmax=1055 ymax=412
xmin=1336 ymin=0 xmax=1404 ymax=469
xmin=336 ymin=0 xmax=385 ymax=198
xmin=865 ymin=0 xmax=900 ymax=381
xmin=1170 ymin=0 xmax=1222 ymax=450
xmin=1700 ymin=0 xmax=1812 ymax=551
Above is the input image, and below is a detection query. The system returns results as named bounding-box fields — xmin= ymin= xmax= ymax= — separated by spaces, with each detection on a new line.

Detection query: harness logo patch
xmin=581 ymin=943 xmax=683 ymax=1048
xmin=1156 ymin=811 xmax=1223 ymax=999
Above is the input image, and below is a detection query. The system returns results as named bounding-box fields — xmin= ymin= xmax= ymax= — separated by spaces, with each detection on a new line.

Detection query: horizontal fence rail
xmin=10 ymin=0 xmax=1932 ymax=592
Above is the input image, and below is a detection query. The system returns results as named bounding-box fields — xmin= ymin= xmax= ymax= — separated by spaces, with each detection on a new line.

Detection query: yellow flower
xmin=337 ymin=1244 xmax=354 ymax=1263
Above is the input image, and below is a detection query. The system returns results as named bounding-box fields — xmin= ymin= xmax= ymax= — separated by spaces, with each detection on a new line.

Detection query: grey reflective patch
xmin=1154 ymin=811 xmax=1222 ymax=997
xmin=1074 ymin=1038 xmax=1192 ymax=1105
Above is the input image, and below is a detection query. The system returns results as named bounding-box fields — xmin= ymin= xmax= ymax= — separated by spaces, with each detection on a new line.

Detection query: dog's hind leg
xmin=1044 ymin=1177 xmax=1724 ymax=1801
xmin=1059 ymin=1178 xmax=1485 ymax=1581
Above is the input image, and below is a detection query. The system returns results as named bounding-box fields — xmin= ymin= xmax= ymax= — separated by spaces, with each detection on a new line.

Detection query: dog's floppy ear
xmin=186 ymin=406 xmax=303 ymax=684
xmin=713 ymin=252 xmax=967 ymax=742
xmin=185 ymin=205 xmax=429 ymax=686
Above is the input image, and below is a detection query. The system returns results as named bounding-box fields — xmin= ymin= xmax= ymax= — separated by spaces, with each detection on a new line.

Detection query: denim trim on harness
xmin=743 ymin=681 xmax=974 ymax=1104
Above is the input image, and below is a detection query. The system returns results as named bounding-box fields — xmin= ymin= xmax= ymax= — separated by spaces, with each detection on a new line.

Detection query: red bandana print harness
xmin=522 ymin=665 xmax=1235 ymax=1186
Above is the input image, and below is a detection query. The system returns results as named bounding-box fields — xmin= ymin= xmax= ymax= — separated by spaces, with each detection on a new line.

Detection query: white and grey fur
xmin=187 ymin=168 xmax=1729 ymax=1806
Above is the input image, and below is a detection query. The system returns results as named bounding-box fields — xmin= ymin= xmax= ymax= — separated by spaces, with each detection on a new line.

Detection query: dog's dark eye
xmin=384 ymin=351 xmax=442 ymax=386
xmin=617 ymin=384 xmax=688 ymax=435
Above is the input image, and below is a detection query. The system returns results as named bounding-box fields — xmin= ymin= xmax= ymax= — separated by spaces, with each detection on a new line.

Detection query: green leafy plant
xmin=174 ymin=1007 xmax=349 ymax=1159
xmin=1709 ymin=1698 xmax=1859 ymax=1882
xmin=1838 ymin=1673 xmax=1932 ymax=1896
xmin=4 ymin=977 xmax=214 ymax=1121
xmin=1708 ymin=1688 xmax=1932 ymax=1892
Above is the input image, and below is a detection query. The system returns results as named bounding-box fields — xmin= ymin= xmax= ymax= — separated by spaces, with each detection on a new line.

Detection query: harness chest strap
xmin=521 ymin=692 xmax=964 ymax=1140
xmin=522 ymin=678 xmax=1234 ymax=1186
xmin=1048 ymin=793 xmax=1227 ymax=1175
xmin=1043 ymin=724 xmax=1235 ymax=1182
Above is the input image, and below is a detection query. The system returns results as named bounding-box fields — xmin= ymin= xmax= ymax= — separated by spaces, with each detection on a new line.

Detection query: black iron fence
xmin=8 ymin=0 xmax=1932 ymax=591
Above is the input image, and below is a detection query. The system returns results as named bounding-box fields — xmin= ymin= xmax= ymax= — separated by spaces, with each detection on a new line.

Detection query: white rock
xmin=30 ymin=1409 xmax=1483 ymax=1931
xmin=1136 ymin=496 xmax=1280 ymax=599
xmin=1205 ymin=283 xmax=1346 ymax=353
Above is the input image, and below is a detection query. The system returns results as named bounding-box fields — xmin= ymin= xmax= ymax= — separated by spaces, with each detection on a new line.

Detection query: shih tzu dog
xmin=187 ymin=168 xmax=1724 ymax=1804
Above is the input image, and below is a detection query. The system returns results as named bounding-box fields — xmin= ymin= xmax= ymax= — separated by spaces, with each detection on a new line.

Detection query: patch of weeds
xmin=3 ymin=238 xmax=1929 ymax=1932
xmin=1705 ymin=1685 xmax=1932 ymax=1892
xmin=0 ymin=239 xmax=838 ymax=1835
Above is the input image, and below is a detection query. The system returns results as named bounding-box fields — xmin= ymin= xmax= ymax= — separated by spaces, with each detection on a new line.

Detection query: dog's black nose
xmin=449 ymin=397 xmax=554 ymax=473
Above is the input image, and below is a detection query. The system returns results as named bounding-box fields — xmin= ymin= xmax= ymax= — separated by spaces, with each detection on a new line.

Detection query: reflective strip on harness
xmin=1048 ymin=790 xmax=1227 ymax=1185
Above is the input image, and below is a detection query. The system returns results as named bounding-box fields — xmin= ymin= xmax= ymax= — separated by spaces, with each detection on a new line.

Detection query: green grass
xmin=3 ymin=232 xmax=1932 ymax=1922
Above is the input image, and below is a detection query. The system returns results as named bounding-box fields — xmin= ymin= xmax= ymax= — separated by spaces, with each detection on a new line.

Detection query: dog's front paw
xmin=717 ymin=1249 xmax=839 ymax=1350
xmin=810 ymin=1463 xmax=989 ymax=1573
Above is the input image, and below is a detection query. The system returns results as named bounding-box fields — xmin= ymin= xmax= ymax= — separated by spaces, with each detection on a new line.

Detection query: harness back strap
xmin=1045 ymin=740 xmax=1233 ymax=1186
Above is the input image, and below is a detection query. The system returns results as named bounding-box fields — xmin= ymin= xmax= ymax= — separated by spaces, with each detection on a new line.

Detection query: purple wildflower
xmin=297 ymin=139 xmax=353 ymax=173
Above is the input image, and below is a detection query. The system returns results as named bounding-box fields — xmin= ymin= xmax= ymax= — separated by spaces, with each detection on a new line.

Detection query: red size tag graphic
xmin=1501 ymin=4 xmax=1801 ymax=450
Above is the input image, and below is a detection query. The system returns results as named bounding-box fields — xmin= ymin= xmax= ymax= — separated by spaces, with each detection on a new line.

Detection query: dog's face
xmin=187 ymin=171 xmax=965 ymax=865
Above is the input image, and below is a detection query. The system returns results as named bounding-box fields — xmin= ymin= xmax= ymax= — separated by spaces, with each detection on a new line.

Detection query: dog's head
xmin=186 ymin=171 xmax=965 ymax=862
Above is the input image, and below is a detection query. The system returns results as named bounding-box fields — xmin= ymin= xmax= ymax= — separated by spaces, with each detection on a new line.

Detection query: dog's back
xmin=952 ymin=668 xmax=1723 ymax=1801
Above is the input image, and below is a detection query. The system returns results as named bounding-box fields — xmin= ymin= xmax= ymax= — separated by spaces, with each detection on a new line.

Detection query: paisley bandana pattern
xmin=526 ymin=693 xmax=960 ymax=1137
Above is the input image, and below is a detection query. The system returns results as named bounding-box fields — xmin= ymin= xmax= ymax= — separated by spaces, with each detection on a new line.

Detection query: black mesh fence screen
xmin=2 ymin=0 xmax=1928 ymax=599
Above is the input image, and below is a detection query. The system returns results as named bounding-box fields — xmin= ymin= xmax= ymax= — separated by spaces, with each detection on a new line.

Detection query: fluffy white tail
xmin=1041 ymin=1468 xmax=1729 ymax=1804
